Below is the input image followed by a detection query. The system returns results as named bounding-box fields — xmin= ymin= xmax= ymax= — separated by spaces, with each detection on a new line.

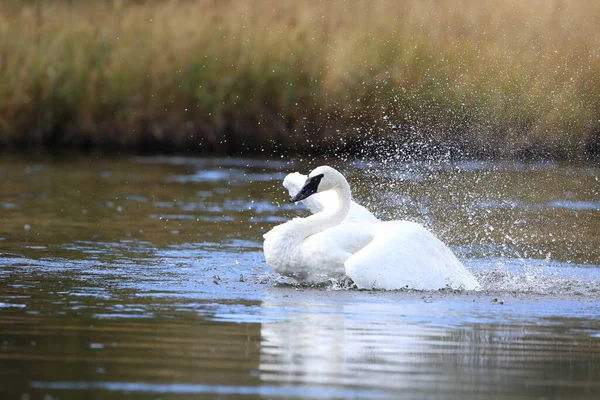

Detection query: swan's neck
xmin=296 ymin=181 xmax=351 ymax=238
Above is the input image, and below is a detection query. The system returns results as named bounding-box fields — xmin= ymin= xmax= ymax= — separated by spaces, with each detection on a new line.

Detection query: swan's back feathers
xmin=283 ymin=172 xmax=379 ymax=223
xmin=344 ymin=221 xmax=480 ymax=291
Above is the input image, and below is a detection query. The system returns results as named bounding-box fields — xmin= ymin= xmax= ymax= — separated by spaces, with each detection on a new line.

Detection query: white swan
xmin=263 ymin=165 xmax=480 ymax=290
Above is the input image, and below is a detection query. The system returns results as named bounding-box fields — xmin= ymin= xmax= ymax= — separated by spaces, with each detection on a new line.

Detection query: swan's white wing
xmin=344 ymin=221 xmax=480 ymax=291
xmin=283 ymin=172 xmax=379 ymax=223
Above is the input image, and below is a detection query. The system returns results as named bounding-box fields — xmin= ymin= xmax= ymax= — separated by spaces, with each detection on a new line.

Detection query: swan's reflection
xmin=259 ymin=298 xmax=442 ymax=391
xmin=258 ymin=294 xmax=600 ymax=397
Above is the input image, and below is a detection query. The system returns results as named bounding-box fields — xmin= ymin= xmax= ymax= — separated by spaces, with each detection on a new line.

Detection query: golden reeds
xmin=0 ymin=0 xmax=599 ymax=157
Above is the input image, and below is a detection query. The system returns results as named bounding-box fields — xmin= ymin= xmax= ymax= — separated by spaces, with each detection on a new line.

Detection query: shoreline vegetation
xmin=0 ymin=0 xmax=599 ymax=159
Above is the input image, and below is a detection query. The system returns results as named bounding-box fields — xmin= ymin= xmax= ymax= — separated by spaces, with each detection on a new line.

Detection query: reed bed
xmin=0 ymin=0 xmax=599 ymax=158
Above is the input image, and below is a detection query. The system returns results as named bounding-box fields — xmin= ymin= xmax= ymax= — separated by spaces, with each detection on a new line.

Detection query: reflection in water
xmin=260 ymin=295 xmax=600 ymax=399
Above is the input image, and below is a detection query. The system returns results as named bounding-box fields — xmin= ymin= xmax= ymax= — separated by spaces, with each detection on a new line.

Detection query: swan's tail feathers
xmin=283 ymin=172 xmax=307 ymax=196
xmin=438 ymin=244 xmax=481 ymax=291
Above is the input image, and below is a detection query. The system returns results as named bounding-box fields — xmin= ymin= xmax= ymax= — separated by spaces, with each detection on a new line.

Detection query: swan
xmin=263 ymin=165 xmax=480 ymax=290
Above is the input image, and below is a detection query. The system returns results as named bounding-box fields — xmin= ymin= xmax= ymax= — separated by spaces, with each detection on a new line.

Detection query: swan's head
xmin=290 ymin=166 xmax=344 ymax=202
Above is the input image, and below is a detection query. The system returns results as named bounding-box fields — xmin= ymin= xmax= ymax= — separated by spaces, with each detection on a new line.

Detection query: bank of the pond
xmin=1 ymin=0 xmax=600 ymax=158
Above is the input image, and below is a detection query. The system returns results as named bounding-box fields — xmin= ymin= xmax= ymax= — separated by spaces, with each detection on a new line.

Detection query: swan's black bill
xmin=290 ymin=174 xmax=324 ymax=202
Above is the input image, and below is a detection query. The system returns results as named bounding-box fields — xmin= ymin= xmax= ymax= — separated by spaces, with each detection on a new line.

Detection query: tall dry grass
xmin=0 ymin=0 xmax=599 ymax=157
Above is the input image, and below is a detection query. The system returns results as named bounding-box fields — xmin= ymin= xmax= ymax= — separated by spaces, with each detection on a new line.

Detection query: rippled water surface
xmin=1 ymin=155 xmax=599 ymax=399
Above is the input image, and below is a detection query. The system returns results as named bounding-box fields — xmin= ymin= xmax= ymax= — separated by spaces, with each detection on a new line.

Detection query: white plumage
xmin=264 ymin=166 xmax=480 ymax=290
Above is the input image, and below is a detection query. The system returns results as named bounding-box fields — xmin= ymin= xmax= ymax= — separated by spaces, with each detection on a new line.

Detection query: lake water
xmin=1 ymin=155 xmax=599 ymax=399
